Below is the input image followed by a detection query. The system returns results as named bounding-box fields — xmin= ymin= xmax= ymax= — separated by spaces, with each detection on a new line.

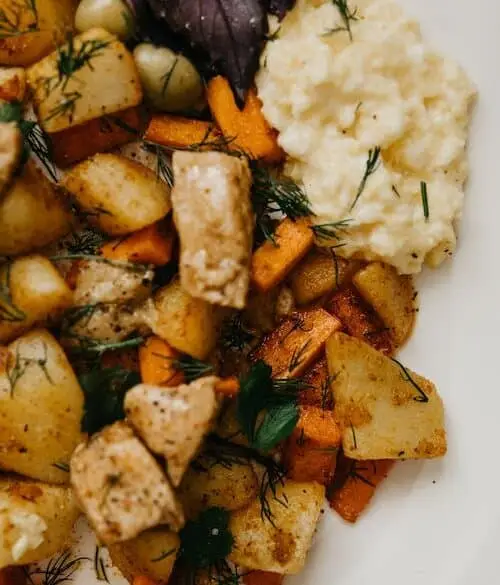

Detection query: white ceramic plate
xmin=55 ymin=1 xmax=498 ymax=583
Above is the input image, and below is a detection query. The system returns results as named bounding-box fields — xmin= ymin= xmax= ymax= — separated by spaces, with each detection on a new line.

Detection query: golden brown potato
xmin=0 ymin=122 xmax=22 ymax=199
xmin=28 ymin=28 xmax=142 ymax=133
xmin=353 ymin=262 xmax=416 ymax=347
xmin=179 ymin=458 xmax=259 ymax=519
xmin=0 ymin=256 xmax=73 ymax=344
xmin=0 ymin=0 xmax=75 ymax=67
xmin=0 ymin=475 xmax=80 ymax=568
xmin=63 ymin=153 xmax=171 ymax=236
xmin=0 ymin=161 xmax=72 ymax=256
xmin=229 ymin=480 xmax=325 ymax=574
xmin=108 ymin=527 xmax=180 ymax=585
xmin=0 ymin=329 xmax=84 ymax=483
xmin=289 ymin=248 xmax=358 ymax=306
xmin=326 ymin=332 xmax=447 ymax=460
xmin=150 ymin=278 xmax=220 ymax=360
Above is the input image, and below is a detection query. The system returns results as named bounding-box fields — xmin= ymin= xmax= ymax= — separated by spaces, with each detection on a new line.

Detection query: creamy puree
xmin=256 ymin=0 xmax=476 ymax=273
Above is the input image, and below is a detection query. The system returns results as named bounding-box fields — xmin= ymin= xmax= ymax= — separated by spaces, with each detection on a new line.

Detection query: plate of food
xmin=0 ymin=0 xmax=494 ymax=584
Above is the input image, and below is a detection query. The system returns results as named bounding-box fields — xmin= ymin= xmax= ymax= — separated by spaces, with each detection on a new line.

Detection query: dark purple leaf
xmin=268 ymin=0 xmax=296 ymax=20
xmin=147 ymin=0 xmax=268 ymax=106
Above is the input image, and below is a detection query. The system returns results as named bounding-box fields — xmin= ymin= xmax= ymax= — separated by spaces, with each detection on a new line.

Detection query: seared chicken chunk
xmin=125 ymin=377 xmax=219 ymax=486
xmin=172 ymin=151 xmax=253 ymax=309
xmin=0 ymin=122 xmax=21 ymax=198
xmin=70 ymin=422 xmax=184 ymax=545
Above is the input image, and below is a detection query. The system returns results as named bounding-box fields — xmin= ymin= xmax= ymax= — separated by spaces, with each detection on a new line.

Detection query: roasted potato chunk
xmin=108 ymin=528 xmax=180 ymax=585
xmin=179 ymin=458 xmax=259 ymax=519
xmin=63 ymin=153 xmax=171 ymax=236
xmin=0 ymin=161 xmax=72 ymax=256
xmin=353 ymin=262 xmax=416 ymax=347
xmin=0 ymin=329 xmax=84 ymax=484
xmin=326 ymin=332 xmax=447 ymax=460
xmin=70 ymin=421 xmax=184 ymax=544
xmin=0 ymin=256 xmax=73 ymax=344
xmin=28 ymin=28 xmax=142 ymax=133
xmin=0 ymin=476 xmax=79 ymax=568
xmin=0 ymin=123 xmax=21 ymax=199
xmin=229 ymin=480 xmax=325 ymax=574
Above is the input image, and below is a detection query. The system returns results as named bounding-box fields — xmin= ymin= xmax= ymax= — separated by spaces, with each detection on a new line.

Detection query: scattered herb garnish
xmin=79 ymin=366 xmax=141 ymax=434
xmin=219 ymin=314 xmax=255 ymax=352
xmin=311 ymin=218 xmax=352 ymax=243
xmin=288 ymin=339 xmax=312 ymax=373
xmin=392 ymin=184 xmax=401 ymax=198
xmin=420 ymin=181 xmax=429 ymax=221
xmin=25 ymin=550 xmax=87 ymax=585
xmin=326 ymin=0 xmax=359 ymax=40
xmin=50 ymin=253 xmax=148 ymax=274
xmin=94 ymin=546 xmax=109 ymax=582
xmin=69 ymin=335 xmax=144 ymax=360
xmin=65 ymin=229 xmax=106 ymax=256
xmin=350 ymin=421 xmax=358 ymax=450
xmin=151 ymin=548 xmax=177 ymax=563
xmin=161 ymin=56 xmax=180 ymax=95
xmin=0 ymin=0 xmax=38 ymax=39
xmin=52 ymin=461 xmax=70 ymax=473
xmin=20 ymin=120 xmax=59 ymax=182
xmin=350 ymin=146 xmax=381 ymax=210
xmin=143 ymin=142 xmax=174 ymax=187
xmin=169 ymin=354 xmax=215 ymax=383
xmin=236 ymin=361 xmax=307 ymax=452
xmin=0 ymin=262 xmax=26 ymax=323
xmin=7 ymin=342 xmax=53 ymax=397
xmin=391 ymin=358 xmax=429 ymax=403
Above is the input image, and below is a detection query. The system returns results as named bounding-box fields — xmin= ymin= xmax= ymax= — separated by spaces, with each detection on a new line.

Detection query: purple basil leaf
xmin=268 ymin=0 xmax=296 ymax=20
xmin=147 ymin=0 xmax=268 ymax=105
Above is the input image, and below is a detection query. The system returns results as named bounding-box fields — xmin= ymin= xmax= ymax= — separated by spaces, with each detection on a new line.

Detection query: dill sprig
xmin=25 ymin=550 xmax=87 ymax=585
xmin=391 ymin=358 xmax=429 ymax=403
xmin=50 ymin=253 xmax=148 ymax=273
xmin=327 ymin=0 xmax=359 ymax=41
xmin=162 ymin=353 xmax=215 ymax=383
xmin=162 ymin=56 xmax=180 ymax=95
xmin=288 ymin=340 xmax=312 ymax=373
xmin=19 ymin=120 xmax=58 ymax=182
xmin=7 ymin=341 xmax=53 ymax=397
xmin=94 ymin=546 xmax=109 ymax=582
xmin=311 ymin=218 xmax=352 ymax=243
xmin=44 ymin=91 xmax=82 ymax=124
xmin=0 ymin=262 xmax=26 ymax=322
xmin=143 ymin=142 xmax=175 ymax=187
xmin=52 ymin=461 xmax=70 ymax=473
xmin=420 ymin=181 xmax=429 ymax=221
xmin=68 ymin=334 xmax=144 ymax=358
xmin=219 ymin=314 xmax=254 ymax=352
xmin=350 ymin=147 xmax=381 ymax=210
xmin=0 ymin=0 xmax=38 ymax=39
xmin=65 ymin=229 xmax=106 ymax=256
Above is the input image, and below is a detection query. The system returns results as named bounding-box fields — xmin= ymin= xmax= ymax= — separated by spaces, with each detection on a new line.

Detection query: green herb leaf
xmin=170 ymin=354 xmax=214 ymax=383
xmin=253 ymin=402 xmax=299 ymax=452
xmin=420 ymin=181 xmax=429 ymax=221
xmin=327 ymin=0 xmax=359 ymax=41
xmin=0 ymin=101 xmax=22 ymax=123
xmin=80 ymin=366 xmax=140 ymax=434
xmin=237 ymin=361 xmax=273 ymax=443
xmin=350 ymin=146 xmax=381 ymax=210
xmin=179 ymin=507 xmax=234 ymax=569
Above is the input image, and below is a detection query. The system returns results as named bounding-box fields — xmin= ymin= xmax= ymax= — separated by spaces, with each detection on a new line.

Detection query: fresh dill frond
xmin=170 ymin=354 xmax=215 ymax=383
xmin=65 ymin=229 xmax=106 ymax=256
xmin=94 ymin=546 xmax=109 ymax=582
xmin=219 ymin=314 xmax=254 ymax=352
xmin=350 ymin=146 xmax=381 ymax=210
xmin=161 ymin=56 xmax=180 ymax=95
xmin=44 ymin=91 xmax=82 ymax=124
xmin=26 ymin=549 xmax=87 ymax=585
xmin=143 ymin=142 xmax=174 ymax=187
xmin=391 ymin=358 xmax=429 ymax=403
xmin=19 ymin=120 xmax=59 ymax=182
xmin=420 ymin=181 xmax=429 ymax=221
xmin=326 ymin=0 xmax=359 ymax=41
xmin=151 ymin=548 xmax=177 ymax=562
xmin=52 ymin=461 xmax=70 ymax=473
xmin=69 ymin=335 xmax=144 ymax=359
xmin=0 ymin=0 xmax=38 ymax=39
xmin=288 ymin=339 xmax=312 ymax=373
xmin=259 ymin=461 xmax=288 ymax=525
xmin=7 ymin=341 xmax=53 ymax=396
xmin=0 ymin=262 xmax=26 ymax=322
xmin=311 ymin=218 xmax=352 ymax=243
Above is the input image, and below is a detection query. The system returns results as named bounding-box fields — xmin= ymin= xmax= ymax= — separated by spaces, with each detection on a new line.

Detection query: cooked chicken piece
xmin=125 ymin=377 xmax=219 ymax=486
xmin=0 ymin=122 xmax=21 ymax=198
xmin=70 ymin=421 xmax=184 ymax=545
xmin=74 ymin=259 xmax=154 ymax=305
xmin=172 ymin=151 xmax=253 ymax=309
xmin=0 ymin=68 xmax=26 ymax=102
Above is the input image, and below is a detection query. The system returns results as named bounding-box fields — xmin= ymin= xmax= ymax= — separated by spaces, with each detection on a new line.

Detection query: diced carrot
xmin=250 ymin=308 xmax=341 ymax=378
xmin=0 ymin=567 xmax=26 ymax=585
xmin=243 ymin=571 xmax=284 ymax=585
xmin=101 ymin=222 xmax=175 ymax=266
xmin=284 ymin=407 xmax=341 ymax=485
xmin=133 ymin=577 xmax=158 ymax=585
xmin=0 ymin=69 xmax=25 ymax=102
xmin=214 ymin=377 xmax=240 ymax=397
xmin=328 ymin=452 xmax=394 ymax=523
xmin=206 ymin=76 xmax=284 ymax=164
xmin=139 ymin=336 xmax=184 ymax=387
xmin=101 ymin=348 xmax=140 ymax=372
xmin=299 ymin=357 xmax=333 ymax=409
xmin=326 ymin=287 xmax=394 ymax=355
xmin=49 ymin=107 xmax=145 ymax=168
xmin=251 ymin=218 xmax=314 ymax=293
xmin=144 ymin=114 xmax=221 ymax=151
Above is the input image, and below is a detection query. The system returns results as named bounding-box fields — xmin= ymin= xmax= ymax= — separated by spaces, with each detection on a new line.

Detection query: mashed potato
xmin=256 ymin=0 xmax=476 ymax=273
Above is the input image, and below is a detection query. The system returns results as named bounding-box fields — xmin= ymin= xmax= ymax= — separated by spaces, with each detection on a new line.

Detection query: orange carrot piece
xmin=326 ymin=287 xmax=394 ymax=355
xmin=0 ymin=72 xmax=24 ymax=102
xmin=49 ymin=107 xmax=145 ymax=168
xmin=139 ymin=336 xmax=184 ymax=387
xmin=243 ymin=572 xmax=284 ymax=585
xmin=207 ymin=76 xmax=284 ymax=164
xmin=328 ymin=453 xmax=394 ymax=523
xmin=101 ymin=222 xmax=175 ymax=266
xmin=299 ymin=357 xmax=332 ymax=409
xmin=0 ymin=567 xmax=26 ymax=585
xmin=144 ymin=115 xmax=221 ymax=151
xmin=251 ymin=218 xmax=314 ymax=293
xmin=214 ymin=376 xmax=240 ymax=396
xmin=250 ymin=308 xmax=341 ymax=378
xmin=101 ymin=348 xmax=140 ymax=372
xmin=284 ymin=407 xmax=341 ymax=485
xmin=133 ymin=577 xmax=158 ymax=585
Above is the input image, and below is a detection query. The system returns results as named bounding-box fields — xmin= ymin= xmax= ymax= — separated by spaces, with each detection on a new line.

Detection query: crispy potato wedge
xmin=28 ymin=28 xmax=142 ymax=133
xmin=326 ymin=332 xmax=447 ymax=460
xmin=353 ymin=262 xmax=416 ymax=347
xmin=229 ymin=480 xmax=325 ymax=574
xmin=63 ymin=153 xmax=171 ymax=236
